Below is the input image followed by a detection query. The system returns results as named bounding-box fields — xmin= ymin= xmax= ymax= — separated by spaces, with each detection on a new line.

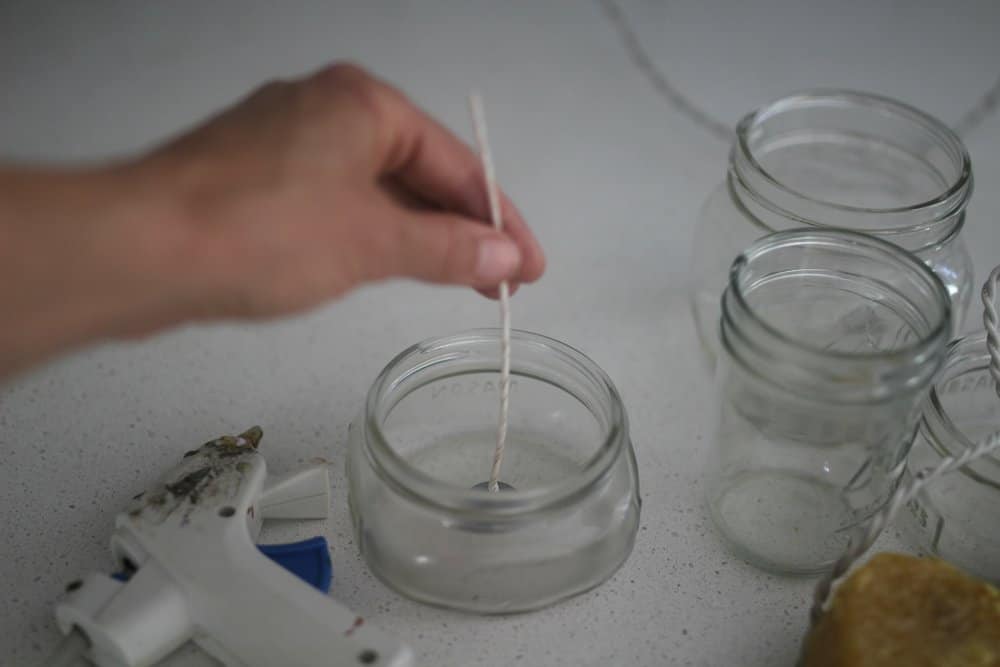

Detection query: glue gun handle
xmin=189 ymin=541 xmax=412 ymax=667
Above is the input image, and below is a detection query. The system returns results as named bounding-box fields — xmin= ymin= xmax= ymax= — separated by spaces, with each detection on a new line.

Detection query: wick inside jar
xmin=468 ymin=93 xmax=513 ymax=495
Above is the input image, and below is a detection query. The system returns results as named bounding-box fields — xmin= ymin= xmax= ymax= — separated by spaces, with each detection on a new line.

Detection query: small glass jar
xmin=690 ymin=90 xmax=973 ymax=364
xmin=903 ymin=332 xmax=1000 ymax=583
xmin=706 ymin=230 xmax=951 ymax=575
xmin=347 ymin=329 xmax=640 ymax=614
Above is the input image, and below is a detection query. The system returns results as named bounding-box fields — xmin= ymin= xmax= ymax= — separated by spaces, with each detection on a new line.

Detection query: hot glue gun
xmin=50 ymin=427 xmax=413 ymax=667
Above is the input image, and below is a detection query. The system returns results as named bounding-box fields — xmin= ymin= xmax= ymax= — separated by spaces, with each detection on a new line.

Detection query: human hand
xmin=138 ymin=62 xmax=546 ymax=319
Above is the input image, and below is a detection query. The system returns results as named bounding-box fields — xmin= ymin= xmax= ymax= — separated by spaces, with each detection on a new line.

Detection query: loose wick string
xmin=600 ymin=0 xmax=1000 ymax=143
xmin=810 ymin=265 xmax=1000 ymax=623
xmin=469 ymin=93 xmax=511 ymax=493
xmin=983 ymin=265 xmax=1000 ymax=399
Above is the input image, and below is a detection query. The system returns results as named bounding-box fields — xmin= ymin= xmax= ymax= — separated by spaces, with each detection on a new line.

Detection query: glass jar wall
xmin=706 ymin=230 xmax=951 ymax=574
xmin=903 ymin=332 xmax=1000 ymax=583
xmin=347 ymin=330 xmax=640 ymax=614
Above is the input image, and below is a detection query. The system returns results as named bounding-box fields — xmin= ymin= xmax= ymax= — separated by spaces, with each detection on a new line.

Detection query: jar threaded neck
xmin=729 ymin=90 xmax=972 ymax=252
xmin=721 ymin=230 xmax=951 ymax=402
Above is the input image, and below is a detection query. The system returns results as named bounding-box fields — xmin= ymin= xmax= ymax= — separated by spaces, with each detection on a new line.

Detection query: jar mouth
xmin=363 ymin=329 xmax=627 ymax=516
xmin=732 ymin=90 xmax=972 ymax=240
xmin=922 ymin=332 xmax=1000 ymax=487
xmin=722 ymin=230 xmax=951 ymax=400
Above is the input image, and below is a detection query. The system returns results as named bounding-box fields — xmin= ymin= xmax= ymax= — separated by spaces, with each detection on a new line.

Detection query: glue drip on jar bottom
xmin=472 ymin=481 xmax=515 ymax=491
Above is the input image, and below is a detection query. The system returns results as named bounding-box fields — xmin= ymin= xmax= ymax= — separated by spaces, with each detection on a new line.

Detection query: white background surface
xmin=1 ymin=1 xmax=999 ymax=665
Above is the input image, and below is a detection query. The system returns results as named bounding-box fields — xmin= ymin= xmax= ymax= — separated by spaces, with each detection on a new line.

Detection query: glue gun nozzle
xmin=239 ymin=426 xmax=263 ymax=449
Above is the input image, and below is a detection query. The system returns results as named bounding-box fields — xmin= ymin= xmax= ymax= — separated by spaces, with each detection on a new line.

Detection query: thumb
xmin=385 ymin=210 xmax=522 ymax=289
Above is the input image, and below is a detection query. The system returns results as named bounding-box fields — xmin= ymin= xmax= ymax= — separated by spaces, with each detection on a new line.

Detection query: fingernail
xmin=476 ymin=239 xmax=521 ymax=283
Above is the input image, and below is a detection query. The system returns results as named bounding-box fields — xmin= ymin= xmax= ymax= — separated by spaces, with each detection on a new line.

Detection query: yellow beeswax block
xmin=801 ymin=553 xmax=1000 ymax=667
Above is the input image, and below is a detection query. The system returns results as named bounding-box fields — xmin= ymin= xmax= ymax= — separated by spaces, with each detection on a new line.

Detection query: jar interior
xmin=379 ymin=370 xmax=607 ymax=492
xmin=735 ymin=234 xmax=947 ymax=356
xmin=745 ymin=95 xmax=965 ymax=214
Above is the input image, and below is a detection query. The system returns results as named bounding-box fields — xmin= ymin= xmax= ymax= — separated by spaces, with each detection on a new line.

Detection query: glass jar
xmin=903 ymin=332 xmax=1000 ymax=583
xmin=706 ymin=230 xmax=951 ymax=575
xmin=690 ymin=90 xmax=973 ymax=364
xmin=347 ymin=329 xmax=640 ymax=614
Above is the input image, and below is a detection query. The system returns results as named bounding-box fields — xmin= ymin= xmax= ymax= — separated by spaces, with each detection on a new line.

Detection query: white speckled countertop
xmin=2 ymin=2 xmax=999 ymax=665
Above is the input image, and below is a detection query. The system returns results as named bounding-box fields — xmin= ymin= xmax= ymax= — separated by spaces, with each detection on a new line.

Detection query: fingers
xmin=492 ymin=196 xmax=545 ymax=283
xmin=385 ymin=114 xmax=546 ymax=285
xmin=477 ymin=282 xmax=522 ymax=301
xmin=374 ymin=204 xmax=524 ymax=290
xmin=308 ymin=63 xmax=545 ymax=285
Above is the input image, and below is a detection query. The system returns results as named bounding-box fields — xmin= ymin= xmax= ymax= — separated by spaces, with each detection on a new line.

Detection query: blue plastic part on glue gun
xmin=258 ymin=536 xmax=333 ymax=593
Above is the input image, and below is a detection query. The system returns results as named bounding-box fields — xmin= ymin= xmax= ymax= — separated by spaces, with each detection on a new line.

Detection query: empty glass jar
xmin=706 ymin=230 xmax=951 ymax=574
xmin=347 ymin=330 xmax=640 ymax=613
xmin=690 ymin=90 xmax=973 ymax=364
xmin=903 ymin=332 xmax=1000 ymax=583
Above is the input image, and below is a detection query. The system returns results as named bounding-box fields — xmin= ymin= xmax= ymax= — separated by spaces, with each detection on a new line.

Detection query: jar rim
xmin=726 ymin=229 xmax=951 ymax=364
xmin=922 ymin=331 xmax=1000 ymax=487
xmin=362 ymin=329 xmax=628 ymax=516
xmin=733 ymin=89 xmax=973 ymax=231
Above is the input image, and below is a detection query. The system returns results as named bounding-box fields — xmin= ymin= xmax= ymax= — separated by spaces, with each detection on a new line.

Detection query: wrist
xmin=91 ymin=161 xmax=212 ymax=339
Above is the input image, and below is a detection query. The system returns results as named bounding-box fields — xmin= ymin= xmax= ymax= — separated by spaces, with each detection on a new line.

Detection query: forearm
xmin=0 ymin=165 xmax=195 ymax=379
